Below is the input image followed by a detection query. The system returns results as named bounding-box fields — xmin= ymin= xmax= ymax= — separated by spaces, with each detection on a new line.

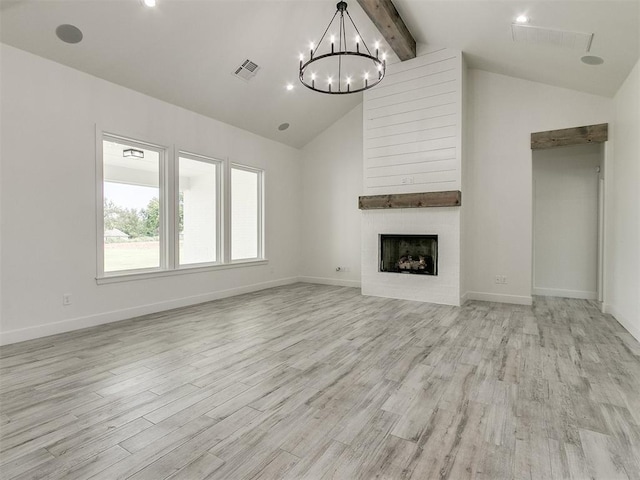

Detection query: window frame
xmin=230 ymin=163 xmax=265 ymax=263
xmin=96 ymin=130 xmax=266 ymax=283
xmin=97 ymin=132 xmax=170 ymax=278
xmin=175 ymin=151 xmax=223 ymax=269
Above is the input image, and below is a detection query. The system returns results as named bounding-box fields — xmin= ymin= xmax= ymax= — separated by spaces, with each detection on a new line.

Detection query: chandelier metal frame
xmin=299 ymin=1 xmax=386 ymax=95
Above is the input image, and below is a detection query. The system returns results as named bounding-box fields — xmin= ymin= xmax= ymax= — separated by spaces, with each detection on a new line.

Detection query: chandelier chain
xmin=312 ymin=10 xmax=339 ymax=58
xmin=345 ymin=10 xmax=373 ymax=56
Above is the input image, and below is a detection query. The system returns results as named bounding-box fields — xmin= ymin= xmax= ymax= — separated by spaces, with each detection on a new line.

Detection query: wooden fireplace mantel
xmin=358 ymin=190 xmax=461 ymax=210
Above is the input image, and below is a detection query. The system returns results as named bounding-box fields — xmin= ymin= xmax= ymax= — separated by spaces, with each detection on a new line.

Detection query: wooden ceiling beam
xmin=356 ymin=0 xmax=416 ymax=61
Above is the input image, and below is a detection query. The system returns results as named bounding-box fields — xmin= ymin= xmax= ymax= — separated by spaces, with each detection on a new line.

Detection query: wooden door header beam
xmin=531 ymin=123 xmax=608 ymax=150
xmin=356 ymin=0 xmax=417 ymax=61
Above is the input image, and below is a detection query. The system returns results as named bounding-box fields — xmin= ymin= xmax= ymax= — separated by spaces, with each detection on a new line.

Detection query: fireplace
xmin=379 ymin=234 xmax=438 ymax=275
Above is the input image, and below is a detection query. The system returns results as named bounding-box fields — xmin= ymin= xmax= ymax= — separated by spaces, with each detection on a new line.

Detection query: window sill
xmin=96 ymin=259 xmax=268 ymax=285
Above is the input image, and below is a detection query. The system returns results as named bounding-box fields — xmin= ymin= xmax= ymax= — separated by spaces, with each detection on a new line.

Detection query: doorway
xmin=532 ymin=143 xmax=604 ymax=300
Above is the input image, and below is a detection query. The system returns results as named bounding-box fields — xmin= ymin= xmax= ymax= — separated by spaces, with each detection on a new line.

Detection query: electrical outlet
xmin=401 ymin=176 xmax=415 ymax=185
xmin=502 ymin=276 xmax=508 ymax=284
xmin=495 ymin=275 xmax=501 ymax=284
xmin=494 ymin=275 xmax=507 ymax=284
xmin=62 ymin=294 xmax=72 ymax=306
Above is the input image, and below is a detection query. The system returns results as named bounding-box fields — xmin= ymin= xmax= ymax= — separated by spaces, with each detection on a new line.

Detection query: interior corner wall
xmin=460 ymin=54 xmax=469 ymax=303
xmin=464 ymin=69 xmax=612 ymax=305
xmin=0 ymin=44 xmax=303 ymax=345
xmin=299 ymin=104 xmax=363 ymax=288
xmin=606 ymin=58 xmax=640 ymax=341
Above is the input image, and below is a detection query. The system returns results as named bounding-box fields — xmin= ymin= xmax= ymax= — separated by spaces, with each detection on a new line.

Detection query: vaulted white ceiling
xmin=1 ymin=1 xmax=638 ymax=149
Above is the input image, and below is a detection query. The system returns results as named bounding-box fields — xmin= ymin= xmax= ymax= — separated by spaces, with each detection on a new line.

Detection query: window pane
xmin=231 ymin=167 xmax=259 ymax=260
xmin=179 ymin=156 xmax=217 ymax=265
xmin=103 ymin=138 xmax=160 ymax=272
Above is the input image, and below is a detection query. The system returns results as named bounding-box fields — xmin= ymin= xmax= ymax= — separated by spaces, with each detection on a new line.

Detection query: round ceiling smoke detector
xmin=56 ymin=24 xmax=83 ymax=44
xmin=278 ymin=123 xmax=290 ymax=131
xmin=581 ymin=55 xmax=604 ymax=66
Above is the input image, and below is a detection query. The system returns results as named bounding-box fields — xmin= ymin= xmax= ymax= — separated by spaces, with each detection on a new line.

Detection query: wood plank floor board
xmin=1 ymin=284 xmax=639 ymax=479
xmin=0 ymin=447 xmax=55 ymax=479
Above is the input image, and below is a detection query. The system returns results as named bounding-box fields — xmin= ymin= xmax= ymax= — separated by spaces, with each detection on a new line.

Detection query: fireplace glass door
xmin=379 ymin=234 xmax=438 ymax=275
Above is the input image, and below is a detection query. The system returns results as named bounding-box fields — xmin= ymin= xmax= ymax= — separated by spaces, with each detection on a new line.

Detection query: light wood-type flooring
xmin=1 ymin=283 xmax=640 ymax=479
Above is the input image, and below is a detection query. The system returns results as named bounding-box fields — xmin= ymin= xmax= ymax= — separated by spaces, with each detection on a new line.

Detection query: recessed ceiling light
xmin=55 ymin=24 xmax=83 ymax=44
xmin=278 ymin=123 xmax=290 ymax=131
xmin=515 ymin=14 xmax=530 ymax=24
xmin=142 ymin=0 xmax=156 ymax=7
xmin=581 ymin=55 xmax=604 ymax=65
xmin=286 ymin=84 xmax=294 ymax=91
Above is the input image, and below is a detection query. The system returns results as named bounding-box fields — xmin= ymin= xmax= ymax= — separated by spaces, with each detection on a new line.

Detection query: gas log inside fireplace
xmin=379 ymin=234 xmax=438 ymax=275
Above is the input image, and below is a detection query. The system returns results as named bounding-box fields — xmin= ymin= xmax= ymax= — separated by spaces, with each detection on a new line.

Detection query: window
xmin=231 ymin=166 xmax=263 ymax=261
xmin=102 ymin=137 xmax=164 ymax=273
xmin=178 ymin=154 xmax=220 ymax=266
xmin=98 ymin=132 xmax=263 ymax=279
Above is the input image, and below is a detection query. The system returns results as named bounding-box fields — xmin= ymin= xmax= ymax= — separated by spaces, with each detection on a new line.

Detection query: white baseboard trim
xmin=465 ymin=291 xmax=533 ymax=306
xmin=0 ymin=277 xmax=299 ymax=346
xmin=460 ymin=292 xmax=470 ymax=305
xmin=604 ymin=303 xmax=640 ymax=342
xmin=298 ymin=276 xmax=361 ymax=288
xmin=533 ymin=287 xmax=597 ymax=300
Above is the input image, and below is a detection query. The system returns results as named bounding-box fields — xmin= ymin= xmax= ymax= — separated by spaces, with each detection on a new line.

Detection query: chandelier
xmin=299 ymin=1 xmax=386 ymax=94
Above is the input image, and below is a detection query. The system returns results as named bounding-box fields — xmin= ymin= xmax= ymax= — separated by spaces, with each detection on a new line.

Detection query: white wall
xmin=299 ymin=104 xmax=363 ymax=287
xmin=0 ymin=44 xmax=302 ymax=345
xmin=606 ymin=59 xmax=640 ymax=341
xmin=533 ymin=144 xmax=602 ymax=299
xmin=464 ymin=69 xmax=612 ymax=304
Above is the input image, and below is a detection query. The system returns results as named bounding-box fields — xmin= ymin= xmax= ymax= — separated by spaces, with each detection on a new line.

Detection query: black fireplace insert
xmin=379 ymin=234 xmax=438 ymax=275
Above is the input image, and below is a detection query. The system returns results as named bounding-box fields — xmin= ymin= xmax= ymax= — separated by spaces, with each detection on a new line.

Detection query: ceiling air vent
xmin=511 ymin=24 xmax=594 ymax=52
xmin=233 ymin=59 xmax=260 ymax=81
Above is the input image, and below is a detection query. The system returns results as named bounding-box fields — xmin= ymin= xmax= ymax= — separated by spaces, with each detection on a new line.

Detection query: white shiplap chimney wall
xmin=361 ymin=47 xmax=463 ymax=305
xmin=363 ymin=47 xmax=462 ymax=194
